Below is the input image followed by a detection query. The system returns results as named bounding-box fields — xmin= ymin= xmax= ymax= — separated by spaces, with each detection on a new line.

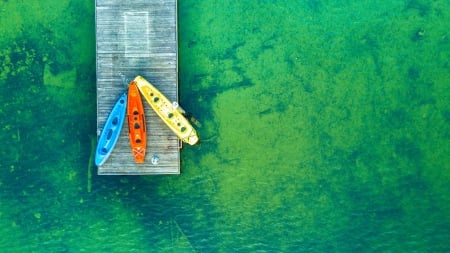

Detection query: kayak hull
xmin=134 ymin=76 xmax=199 ymax=145
xmin=95 ymin=92 xmax=127 ymax=166
xmin=127 ymin=81 xmax=147 ymax=163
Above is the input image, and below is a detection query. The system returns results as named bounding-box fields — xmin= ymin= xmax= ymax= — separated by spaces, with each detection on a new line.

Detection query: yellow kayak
xmin=134 ymin=75 xmax=199 ymax=145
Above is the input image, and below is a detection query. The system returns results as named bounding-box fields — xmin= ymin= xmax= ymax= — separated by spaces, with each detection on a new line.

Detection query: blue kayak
xmin=95 ymin=92 xmax=127 ymax=166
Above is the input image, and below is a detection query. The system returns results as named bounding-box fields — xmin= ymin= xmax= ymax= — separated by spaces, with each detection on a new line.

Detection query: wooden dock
xmin=95 ymin=0 xmax=180 ymax=175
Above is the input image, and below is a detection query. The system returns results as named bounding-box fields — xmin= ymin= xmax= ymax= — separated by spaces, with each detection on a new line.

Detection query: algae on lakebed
xmin=1 ymin=0 xmax=449 ymax=252
xmin=178 ymin=0 xmax=450 ymax=251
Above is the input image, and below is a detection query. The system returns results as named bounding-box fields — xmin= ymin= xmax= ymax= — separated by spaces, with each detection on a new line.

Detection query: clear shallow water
xmin=1 ymin=0 xmax=449 ymax=252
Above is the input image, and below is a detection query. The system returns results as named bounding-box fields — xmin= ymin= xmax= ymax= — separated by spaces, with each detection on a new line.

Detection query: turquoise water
xmin=1 ymin=0 xmax=449 ymax=252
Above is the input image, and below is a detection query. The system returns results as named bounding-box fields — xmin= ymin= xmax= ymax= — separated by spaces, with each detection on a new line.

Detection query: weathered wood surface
xmin=96 ymin=0 xmax=180 ymax=175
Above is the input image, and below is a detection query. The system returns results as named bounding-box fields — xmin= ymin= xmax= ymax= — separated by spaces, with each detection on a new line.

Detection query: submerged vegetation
xmin=1 ymin=0 xmax=449 ymax=252
xmin=178 ymin=0 xmax=450 ymax=251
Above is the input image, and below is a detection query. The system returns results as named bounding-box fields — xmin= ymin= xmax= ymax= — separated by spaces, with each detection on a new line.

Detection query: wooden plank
xmin=95 ymin=0 xmax=180 ymax=175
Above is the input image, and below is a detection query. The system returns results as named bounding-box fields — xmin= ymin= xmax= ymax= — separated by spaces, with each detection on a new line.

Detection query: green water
xmin=1 ymin=0 xmax=449 ymax=252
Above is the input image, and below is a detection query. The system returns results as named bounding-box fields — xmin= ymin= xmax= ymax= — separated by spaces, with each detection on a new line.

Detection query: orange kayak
xmin=127 ymin=80 xmax=147 ymax=163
